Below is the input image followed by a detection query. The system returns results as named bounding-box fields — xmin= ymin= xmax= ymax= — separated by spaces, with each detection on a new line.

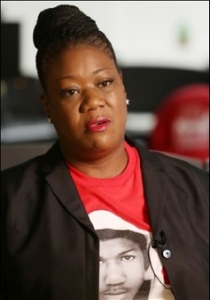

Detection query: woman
xmin=1 ymin=4 xmax=209 ymax=300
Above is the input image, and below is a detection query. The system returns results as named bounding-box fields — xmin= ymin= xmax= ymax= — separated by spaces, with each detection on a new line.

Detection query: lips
xmin=86 ymin=117 xmax=111 ymax=133
xmin=103 ymin=288 xmax=128 ymax=299
xmin=104 ymin=289 xmax=127 ymax=295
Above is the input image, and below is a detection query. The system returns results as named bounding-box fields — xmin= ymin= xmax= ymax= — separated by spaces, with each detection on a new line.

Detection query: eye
xmin=59 ymin=88 xmax=79 ymax=97
xmin=99 ymin=79 xmax=113 ymax=88
xmin=121 ymin=255 xmax=135 ymax=262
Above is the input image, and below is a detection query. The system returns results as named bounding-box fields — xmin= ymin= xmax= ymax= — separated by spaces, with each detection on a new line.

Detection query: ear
xmin=40 ymin=93 xmax=51 ymax=119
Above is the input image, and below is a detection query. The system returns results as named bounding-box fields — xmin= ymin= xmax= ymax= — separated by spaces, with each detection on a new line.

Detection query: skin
xmin=42 ymin=45 xmax=128 ymax=178
xmin=99 ymin=238 xmax=145 ymax=300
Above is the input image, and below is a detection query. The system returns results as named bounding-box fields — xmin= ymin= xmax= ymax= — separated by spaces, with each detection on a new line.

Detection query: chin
xmin=87 ymin=133 xmax=119 ymax=150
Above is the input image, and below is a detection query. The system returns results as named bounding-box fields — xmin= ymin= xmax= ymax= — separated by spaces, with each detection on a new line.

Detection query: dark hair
xmin=33 ymin=4 xmax=118 ymax=89
xmin=96 ymin=229 xmax=150 ymax=270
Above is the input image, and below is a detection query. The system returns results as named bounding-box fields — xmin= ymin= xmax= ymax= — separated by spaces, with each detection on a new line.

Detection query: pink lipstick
xmin=86 ymin=117 xmax=111 ymax=132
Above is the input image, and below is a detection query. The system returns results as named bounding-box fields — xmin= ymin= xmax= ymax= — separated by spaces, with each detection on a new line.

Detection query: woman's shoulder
xmin=127 ymin=135 xmax=209 ymax=188
xmin=1 ymin=154 xmax=45 ymax=184
xmin=1 ymin=141 xmax=62 ymax=183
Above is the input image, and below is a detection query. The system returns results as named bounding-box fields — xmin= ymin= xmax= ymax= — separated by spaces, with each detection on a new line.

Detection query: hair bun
xmin=33 ymin=4 xmax=98 ymax=50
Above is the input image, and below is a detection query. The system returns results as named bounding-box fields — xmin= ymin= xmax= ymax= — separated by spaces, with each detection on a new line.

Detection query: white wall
xmin=1 ymin=1 xmax=209 ymax=77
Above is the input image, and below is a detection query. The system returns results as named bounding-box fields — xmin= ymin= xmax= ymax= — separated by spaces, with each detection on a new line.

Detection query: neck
xmin=64 ymin=144 xmax=128 ymax=178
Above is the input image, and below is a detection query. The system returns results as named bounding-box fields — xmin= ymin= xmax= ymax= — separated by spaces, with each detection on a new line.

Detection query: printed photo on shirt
xmin=89 ymin=210 xmax=175 ymax=300
xmin=97 ymin=228 xmax=151 ymax=300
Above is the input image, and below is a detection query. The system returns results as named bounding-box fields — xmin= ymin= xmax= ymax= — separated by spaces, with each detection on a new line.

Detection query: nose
xmin=80 ymin=88 xmax=105 ymax=112
xmin=104 ymin=262 xmax=126 ymax=285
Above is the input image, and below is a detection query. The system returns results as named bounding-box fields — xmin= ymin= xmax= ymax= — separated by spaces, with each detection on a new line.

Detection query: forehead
xmin=100 ymin=238 xmax=141 ymax=255
xmin=46 ymin=45 xmax=118 ymax=83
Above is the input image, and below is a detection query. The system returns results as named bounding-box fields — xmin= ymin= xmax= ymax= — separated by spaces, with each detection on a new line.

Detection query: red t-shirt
xmin=67 ymin=142 xmax=174 ymax=299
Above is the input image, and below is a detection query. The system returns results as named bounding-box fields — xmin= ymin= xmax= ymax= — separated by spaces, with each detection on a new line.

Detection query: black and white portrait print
xmin=97 ymin=228 xmax=151 ymax=300
xmin=89 ymin=210 xmax=175 ymax=300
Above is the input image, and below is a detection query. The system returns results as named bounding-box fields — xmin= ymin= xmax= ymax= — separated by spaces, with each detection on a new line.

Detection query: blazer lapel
xmin=136 ymin=144 xmax=168 ymax=236
xmin=41 ymin=142 xmax=96 ymax=234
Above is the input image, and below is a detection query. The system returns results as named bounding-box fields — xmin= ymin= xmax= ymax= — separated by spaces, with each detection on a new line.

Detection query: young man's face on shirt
xmin=99 ymin=237 xmax=145 ymax=300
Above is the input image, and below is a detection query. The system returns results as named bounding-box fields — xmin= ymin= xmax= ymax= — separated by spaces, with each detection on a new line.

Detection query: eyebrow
xmin=118 ymin=248 xmax=138 ymax=256
xmin=93 ymin=67 xmax=112 ymax=74
xmin=99 ymin=248 xmax=138 ymax=261
xmin=56 ymin=75 xmax=76 ymax=82
xmin=56 ymin=68 xmax=112 ymax=82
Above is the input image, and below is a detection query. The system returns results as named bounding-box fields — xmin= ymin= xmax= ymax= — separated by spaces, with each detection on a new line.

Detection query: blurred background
xmin=1 ymin=1 xmax=209 ymax=170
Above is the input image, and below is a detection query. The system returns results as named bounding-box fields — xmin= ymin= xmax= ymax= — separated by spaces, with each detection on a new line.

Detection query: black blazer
xmin=1 ymin=137 xmax=209 ymax=300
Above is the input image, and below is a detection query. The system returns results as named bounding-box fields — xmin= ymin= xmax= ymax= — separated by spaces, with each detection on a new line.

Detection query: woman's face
xmin=43 ymin=45 xmax=127 ymax=160
xmin=99 ymin=238 xmax=145 ymax=300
